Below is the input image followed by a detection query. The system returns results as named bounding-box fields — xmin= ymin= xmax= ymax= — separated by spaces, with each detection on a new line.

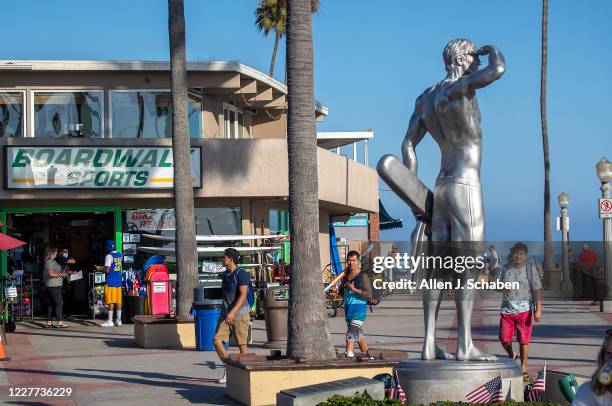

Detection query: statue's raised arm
xmin=448 ymin=45 xmax=505 ymax=98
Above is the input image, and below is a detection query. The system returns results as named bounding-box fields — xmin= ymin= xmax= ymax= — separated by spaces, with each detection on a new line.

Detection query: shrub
xmin=317 ymin=394 xmax=565 ymax=406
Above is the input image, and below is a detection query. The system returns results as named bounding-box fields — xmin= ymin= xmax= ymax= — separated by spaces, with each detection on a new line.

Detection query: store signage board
xmin=600 ymin=198 xmax=612 ymax=219
xmin=125 ymin=209 xmax=175 ymax=232
xmin=333 ymin=213 xmax=369 ymax=227
xmin=4 ymin=146 xmax=202 ymax=189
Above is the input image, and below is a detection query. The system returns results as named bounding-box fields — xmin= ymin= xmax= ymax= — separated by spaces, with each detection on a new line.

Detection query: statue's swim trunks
xmin=432 ymin=176 xmax=484 ymax=242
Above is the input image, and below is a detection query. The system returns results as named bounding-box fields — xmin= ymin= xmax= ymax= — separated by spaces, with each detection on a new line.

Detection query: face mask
xmin=62 ymin=252 xmax=69 ymax=258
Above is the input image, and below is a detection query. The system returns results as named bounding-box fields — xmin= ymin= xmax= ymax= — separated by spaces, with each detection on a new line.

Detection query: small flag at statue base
xmin=388 ymin=369 xmax=406 ymax=402
xmin=526 ymin=363 xmax=547 ymax=402
xmin=466 ymin=375 xmax=505 ymax=403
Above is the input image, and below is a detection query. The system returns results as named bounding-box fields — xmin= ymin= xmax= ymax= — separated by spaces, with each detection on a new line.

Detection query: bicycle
xmin=322 ymin=264 xmax=345 ymax=318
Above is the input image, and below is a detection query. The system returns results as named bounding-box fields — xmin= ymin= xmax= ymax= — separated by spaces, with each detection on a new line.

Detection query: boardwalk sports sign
xmin=4 ymin=146 xmax=202 ymax=189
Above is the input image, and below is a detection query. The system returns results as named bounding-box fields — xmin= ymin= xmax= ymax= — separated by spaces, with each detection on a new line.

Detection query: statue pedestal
xmin=396 ymin=358 xmax=523 ymax=403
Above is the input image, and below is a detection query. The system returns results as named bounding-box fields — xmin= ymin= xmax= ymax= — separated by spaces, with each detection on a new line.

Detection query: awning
xmin=379 ymin=199 xmax=403 ymax=230
xmin=0 ymin=233 xmax=26 ymax=250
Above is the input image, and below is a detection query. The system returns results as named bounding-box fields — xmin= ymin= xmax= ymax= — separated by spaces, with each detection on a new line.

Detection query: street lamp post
xmin=558 ymin=192 xmax=572 ymax=291
xmin=596 ymin=157 xmax=612 ymax=312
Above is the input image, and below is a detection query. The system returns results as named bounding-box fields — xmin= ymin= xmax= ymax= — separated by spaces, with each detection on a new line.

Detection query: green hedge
xmin=317 ymin=394 xmax=564 ymax=406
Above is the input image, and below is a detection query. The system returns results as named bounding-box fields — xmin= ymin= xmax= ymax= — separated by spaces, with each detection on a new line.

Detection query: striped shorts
xmin=346 ymin=319 xmax=364 ymax=342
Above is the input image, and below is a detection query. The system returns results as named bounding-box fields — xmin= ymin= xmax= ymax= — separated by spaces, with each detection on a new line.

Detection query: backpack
xmin=233 ymin=267 xmax=255 ymax=308
xmin=369 ymin=289 xmax=382 ymax=306
xmin=344 ymin=272 xmax=382 ymax=306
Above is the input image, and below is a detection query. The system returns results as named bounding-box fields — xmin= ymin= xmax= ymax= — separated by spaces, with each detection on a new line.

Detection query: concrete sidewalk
xmin=0 ymin=292 xmax=609 ymax=405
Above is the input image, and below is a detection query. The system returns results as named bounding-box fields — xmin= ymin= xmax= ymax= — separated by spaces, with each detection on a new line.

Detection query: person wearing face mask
xmin=43 ymin=245 xmax=72 ymax=328
xmin=572 ymin=330 xmax=612 ymax=406
xmin=56 ymin=247 xmax=77 ymax=317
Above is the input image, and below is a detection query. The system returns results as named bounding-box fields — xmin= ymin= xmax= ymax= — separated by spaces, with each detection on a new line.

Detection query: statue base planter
xmin=225 ymin=350 xmax=407 ymax=406
xmin=396 ymin=358 xmax=523 ymax=404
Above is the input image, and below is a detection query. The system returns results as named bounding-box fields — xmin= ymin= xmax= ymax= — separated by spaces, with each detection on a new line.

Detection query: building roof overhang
xmin=316 ymin=130 xmax=373 ymax=149
xmin=0 ymin=60 xmax=328 ymax=117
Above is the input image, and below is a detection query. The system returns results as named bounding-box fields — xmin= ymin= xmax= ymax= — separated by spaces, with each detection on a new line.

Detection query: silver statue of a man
xmin=403 ymin=39 xmax=505 ymax=361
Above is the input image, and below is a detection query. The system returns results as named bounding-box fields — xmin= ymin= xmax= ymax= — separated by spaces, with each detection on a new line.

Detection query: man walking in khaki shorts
xmin=213 ymin=248 xmax=250 ymax=384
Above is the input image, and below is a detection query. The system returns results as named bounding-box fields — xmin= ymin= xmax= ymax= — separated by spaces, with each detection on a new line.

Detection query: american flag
xmin=526 ymin=363 xmax=547 ymax=402
xmin=388 ymin=370 xmax=407 ymax=402
xmin=466 ymin=376 xmax=505 ymax=404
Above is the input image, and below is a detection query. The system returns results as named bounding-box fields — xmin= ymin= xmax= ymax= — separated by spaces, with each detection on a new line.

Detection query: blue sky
xmin=3 ymin=1 xmax=610 ymax=241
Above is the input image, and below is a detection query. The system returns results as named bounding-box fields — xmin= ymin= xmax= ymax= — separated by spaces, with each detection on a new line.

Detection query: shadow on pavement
xmin=195 ymin=361 xmax=221 ymax=369
xmin=16 ymin=330 xmax=133 ymax=340
xmin=103 ymin=338 xmax=139 ymax=349
xmin=0 ymin=367 xmax=236 ymax=404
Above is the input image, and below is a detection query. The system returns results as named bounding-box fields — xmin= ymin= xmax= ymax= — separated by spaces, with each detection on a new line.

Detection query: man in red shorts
xmin=496 ymin=243 xmax=542 ymax=377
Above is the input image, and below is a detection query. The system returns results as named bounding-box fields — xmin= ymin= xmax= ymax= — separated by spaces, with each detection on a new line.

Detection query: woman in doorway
xmin=44 ymin=246 xmax=69 ymax=328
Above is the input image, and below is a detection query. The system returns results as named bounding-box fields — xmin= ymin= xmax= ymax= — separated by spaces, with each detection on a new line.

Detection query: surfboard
xmin=141 ymin=234 xmax=286 ymax=243
xmin=138 ymin=246 xmax=281 ymax=256
xmin=377 ymin=154 xmax=433 ymax=221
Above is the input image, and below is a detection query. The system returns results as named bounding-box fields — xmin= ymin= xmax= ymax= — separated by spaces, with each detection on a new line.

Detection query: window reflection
xmin=111 ymin=91 xmax=202 ymax=138
xmin=0 ymin=92 xmax=23 ymax=137
xmin=34 ymin=92 xmax=102 ymax=138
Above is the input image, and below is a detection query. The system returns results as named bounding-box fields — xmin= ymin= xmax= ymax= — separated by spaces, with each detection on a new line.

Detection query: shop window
xmin=122 ymin=207 xmax=241 ymax=268
xmin=33 ymin=91 xmax=103 ymax=138
xmin=110 ymin=91 xmax=203 ymax=138
xmin=269 ymin=209 xmax=289 ymax=234
xmin=0 ymin=91 xmax=24 ymax=137
xmin=195 ymin=207 xmax=241 ymax=235
xmin=223 ymin=104 xmax=245 ymax=139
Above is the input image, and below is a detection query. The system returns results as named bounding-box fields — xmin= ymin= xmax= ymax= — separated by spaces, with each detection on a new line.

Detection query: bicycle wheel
xmin=326 ymin=293 xmax=337 ymax=318
xmin=333 ymin=293 xmax=344 ymax=309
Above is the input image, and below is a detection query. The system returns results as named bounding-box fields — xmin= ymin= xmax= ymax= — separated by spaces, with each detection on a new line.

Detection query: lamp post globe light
xmin=558 ymin=192 xmax=569 ymax=208
xmin=558 ymin=192 xmax=572 ymax=291
xmin=596 ymin=157 xmax=612 ymax=312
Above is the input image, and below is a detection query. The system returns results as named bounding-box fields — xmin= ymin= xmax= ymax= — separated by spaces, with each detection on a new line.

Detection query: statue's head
xmin=443 ymin=39 xmax=478 ymax=75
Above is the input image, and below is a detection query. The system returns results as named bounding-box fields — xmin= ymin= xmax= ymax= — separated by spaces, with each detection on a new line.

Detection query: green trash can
xmin=558 ymin=374 xmax=578 ymax=402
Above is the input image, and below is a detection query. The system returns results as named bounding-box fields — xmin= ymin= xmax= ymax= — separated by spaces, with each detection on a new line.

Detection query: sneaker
xmin=217 ymin=369 xmax=226 ymax=384
xmin=100 ymin=320 xmax=114 ymax=327
xmin=345 ymin=351 xmax=355 ymax=358
xmin=115 ymin=320 xmax=122 ymax=326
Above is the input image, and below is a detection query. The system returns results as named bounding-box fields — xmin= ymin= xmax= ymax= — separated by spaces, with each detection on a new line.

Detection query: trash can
xmin=122 ymin=295 xmax=146 ymax=324
xmin=193 ymin=303 xmax=223 ymax=351
xmin=264 ymin=287 xmax=288 ymax=348
xmin=192 ymin=285 xmax=224 ymax=351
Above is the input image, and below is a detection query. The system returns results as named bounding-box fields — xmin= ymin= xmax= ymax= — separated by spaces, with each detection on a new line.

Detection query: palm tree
xmin=541 ymin=0 xmax=553 ymax=282
xmin=285 ymin=0 xmax=335 ymax=360
xmin=255 ymin=0 xmax=319 ymax=78
xmin=168 ymin=0 xmax=198 ymax=317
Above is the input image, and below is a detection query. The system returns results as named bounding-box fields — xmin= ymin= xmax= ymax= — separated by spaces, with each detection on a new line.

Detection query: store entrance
xmin=7 ymin=211 xmax=115 ymax=318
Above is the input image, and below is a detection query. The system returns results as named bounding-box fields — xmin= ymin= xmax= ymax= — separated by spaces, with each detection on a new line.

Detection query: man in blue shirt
xmin=213 ymin=248 xmax=250 ymax=384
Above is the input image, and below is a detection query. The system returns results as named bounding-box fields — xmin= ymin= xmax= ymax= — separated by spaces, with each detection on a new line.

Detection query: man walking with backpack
xmin=213 ymin=248 xmax=252 ymax=384
xmin=342 ymin=250 xmax=375 ymax=359
xmin=496 ymin=243 xmax=542 ymax=378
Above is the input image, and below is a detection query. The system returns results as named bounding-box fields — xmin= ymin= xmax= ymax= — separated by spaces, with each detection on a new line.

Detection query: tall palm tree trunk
xmin=270 ymin=30 xmax=281 ymax=77
xmin=285 ymin=0 xmax=335 ymax=360
xmin=541 ymin=0 xmax=553 ymax=283
xmin=168 ymin=0 xmax=198 ymax=317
